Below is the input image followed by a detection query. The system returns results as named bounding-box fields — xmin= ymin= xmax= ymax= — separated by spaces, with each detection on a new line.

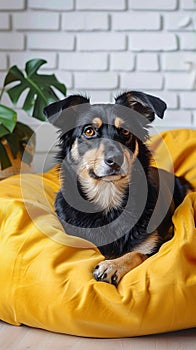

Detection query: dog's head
xmin=44 ymin=91 xmax=166 ymax=212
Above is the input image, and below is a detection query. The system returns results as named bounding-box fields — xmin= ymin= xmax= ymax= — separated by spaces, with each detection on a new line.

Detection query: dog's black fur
xmin=44 ymin=91 xmax=191 ymax=285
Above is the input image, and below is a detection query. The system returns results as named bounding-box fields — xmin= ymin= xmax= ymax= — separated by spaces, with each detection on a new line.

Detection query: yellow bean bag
xmin=0 ymin=129 xmax=196 ymax=338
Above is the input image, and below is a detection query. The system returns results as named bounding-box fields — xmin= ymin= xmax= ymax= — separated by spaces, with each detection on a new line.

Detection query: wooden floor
xmin=0 ymin=321 xmax=195 ymax=350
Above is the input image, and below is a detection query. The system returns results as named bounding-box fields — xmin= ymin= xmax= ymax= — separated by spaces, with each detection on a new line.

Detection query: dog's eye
xmin=119 ymin=128 xmax=130 ymax=137
xmin=83 ymin=126 xmax=96 ymax=138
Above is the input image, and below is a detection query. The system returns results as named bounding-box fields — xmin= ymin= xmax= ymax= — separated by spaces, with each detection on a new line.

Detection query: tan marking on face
xmin=76 ymin=139 xmax=140 ymax=212
xmin=77 ymin=143 xmax=131 ymax=211
xmin=71 ymin=139 xmax=79 ymax=162
xmin=114 ymin=117 xmax=124 ymax=129
xmin=132 ymin=140 xmax=139 ymax=161
xmin=77 ymin=143 xmax=104 ymax=177
xmin=92 ymin=117 xmax=102 ymax=129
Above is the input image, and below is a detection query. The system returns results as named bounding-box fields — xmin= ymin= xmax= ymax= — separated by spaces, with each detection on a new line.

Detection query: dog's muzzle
xmin=89 ymin=140 xmax=127 ymax=180
xmin=104 ymin=147 xmax=123 ymax=172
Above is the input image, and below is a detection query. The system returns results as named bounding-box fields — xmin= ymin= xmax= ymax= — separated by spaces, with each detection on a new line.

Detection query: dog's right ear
xmin=115 ymin=91 xmax=167 ymax=122
xmin=43 ymin=95 xmax=90 ymax=121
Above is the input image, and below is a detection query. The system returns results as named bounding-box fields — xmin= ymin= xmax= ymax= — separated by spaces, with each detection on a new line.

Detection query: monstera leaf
xmin=0 ymin=104 xmax=18 ymax=170
xmin=0 ymin=104 xmax=17 ymax=138
xmin=3 ymin=59 xmax=66 ymax=121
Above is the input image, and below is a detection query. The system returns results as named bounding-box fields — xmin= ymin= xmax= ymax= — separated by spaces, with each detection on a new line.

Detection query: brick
xmin=137 ymin=53 xmax=159 ymax=71
xmin=0 ymin=0 xmax=24 ymax=10
xmin=120 ymin=73 xmax=163 ymax=90
xmin=0 ymin=33 xmax=24 ymax=50
xmin=28 ymin=0 xmax=73 ymax=10
xmin=62 ymin=13 xmax=109 ymax=31
xmin=74 ymin=72 xmax=118 ymax=89
xmin=27 ymin=33 xmax=74 ymax=51
xmin=165 ymin=13 xmax=195 ymax=31
xmin=0 ymin=54 xmax=7 ymax=70
xmin=13 ymin=12 xmax=59 ymax=30
xmin=154 ymin=110 xmax=192 ymax=127
xmin=180 ymin=92 xmax=196 ymax=108
xmin=72 ymin=90 xmax=112 ymax=103
xmin=181 ymin=0 xmax=196 ymax=10
xmin=9 ymin=52 xmax=57 ymax=69
xmin=112 ymin=13 xmax=161 ymax=30
xmin=110 ymin=52 xmax=135 ymax=71
xmin=59 ymin=53 xmax=108 ymax=71
xmin=76 ymin=0 xmax=125 ymax=10
xmin=129 ymin=33 xmax=177 ymax=52
xmin=129 ymin=0 xmax=177 ymax=10
xmin=179 ymin=33 xmax=196 ymax=50
xmin=77 ymin=33 xmax=126 ymax=51
xmin=162 ymin=53 xmax=196 ymax=71
xmin=0 ymin=13 xmax=9 ymax=29
xmin=165 ymin=73 xmax=194 ymax=90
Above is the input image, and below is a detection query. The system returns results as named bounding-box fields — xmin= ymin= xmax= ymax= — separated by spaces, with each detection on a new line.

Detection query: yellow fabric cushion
xmin=0 ymin=129 xmax=196 ymax=337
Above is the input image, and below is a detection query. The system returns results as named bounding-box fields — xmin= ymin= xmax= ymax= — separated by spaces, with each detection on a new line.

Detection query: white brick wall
xmin=59 ymin=53 xmax=108 ymax=71
xmin=0 ymin=33 xmax=24 ymax=50
xmin=179 ymin=33 xmax=196 ymax=50
xmin=112 ymin=13 xmax=161 ymax=30
xmin=27 ymin=33 xmax=74 ymax=50
xmin=121 ymin=72 xmax=163 ymax=90
xmin=162 ymin=53 xmax=196 ymax=71
xmin=0 ymin=0 xmax=196 ymax=171
xmin=28 ymin=0 xmax=74 ymax=11
xmin=13 ymin=12 xmax=60 ymax=30
xmin=76 ymin=0 xmax=126 ymax=11
xmin=62 ymin=13 xmax=109 ymax=31
xmin=137 ymin=53 xmax=159 ymax=71
xmin=0 ymin=13 xmax=9 ymax=29
xmin=129 ymin=0 xmax=178 ymax=11
xmin=181 ymin=0 xmax=196 ymax=10
xmin=110 ymin=53 xmax=135 ymax=71
xmin=129 ymin=33 xmax=178 ymax=51
xmin=77 ymin=33 xmax=126 ymax=51
xmin=74 ymin=72 xmax=118 ymax=89
xmin=0 ymin=0 xmax=24 ymax=10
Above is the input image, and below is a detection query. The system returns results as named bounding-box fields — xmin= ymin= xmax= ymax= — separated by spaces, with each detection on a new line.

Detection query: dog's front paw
xmin=93 ymin=252 xmax=147 ymax=286
xmin=93 ymin=260 xmax=120 ymax=286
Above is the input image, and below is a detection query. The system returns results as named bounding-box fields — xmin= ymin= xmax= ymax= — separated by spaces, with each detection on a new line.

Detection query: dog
xmin=44 ymin=91 xmax=191 ymax=286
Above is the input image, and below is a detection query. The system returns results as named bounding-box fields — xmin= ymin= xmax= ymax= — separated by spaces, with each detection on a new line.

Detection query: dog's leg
xmin=93 ymin=252 xmax=147 ymax=286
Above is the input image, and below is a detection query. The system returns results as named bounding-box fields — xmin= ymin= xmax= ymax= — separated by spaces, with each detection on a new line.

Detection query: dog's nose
xmin=104 ymin=151 xmax=123 ymax=170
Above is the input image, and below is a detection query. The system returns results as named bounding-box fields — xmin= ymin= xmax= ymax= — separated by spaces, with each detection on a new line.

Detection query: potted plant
xmin=0 ymin=58 xmax=66 ymax=178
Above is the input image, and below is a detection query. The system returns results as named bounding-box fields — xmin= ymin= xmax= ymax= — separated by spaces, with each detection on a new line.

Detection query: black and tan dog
xmin=44 ymin=91 xmax=191 ymax=286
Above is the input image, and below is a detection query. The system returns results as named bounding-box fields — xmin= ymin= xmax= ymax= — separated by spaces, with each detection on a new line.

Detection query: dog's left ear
xmin=115 ymin=91 xmax=167 ymax=122
xmin=43 ymin=95 xmax=90 ymax=120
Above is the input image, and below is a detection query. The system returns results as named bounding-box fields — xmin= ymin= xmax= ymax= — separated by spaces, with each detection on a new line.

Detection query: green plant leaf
xmin=22 ymin=89 xmax=35 ymax=115
xmin=0 ymin=142 xmax=12 ymax=170
xmin=0 ymin=125 xmax=12 ymax=138
xmin=13 ymin=122 xmax=35 ymax=165
xmin=3 ymin=58 xmax=67 ymax=121
xmin=4 ymin=65 xmax=25 ymax=85
xmin=7 ymin=83 xmax=28 ymax=105
xmin=0 ymin=122 xmax=35 ymax=169
xmin=25 ymin=59 xmax=47 ymax=77
xmin=0 ymin=104 xmax=17 ymax=133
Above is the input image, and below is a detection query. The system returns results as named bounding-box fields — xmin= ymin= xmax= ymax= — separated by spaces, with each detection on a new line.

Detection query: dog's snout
xmin=104 ymin=149 xmax=123 ymax=170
